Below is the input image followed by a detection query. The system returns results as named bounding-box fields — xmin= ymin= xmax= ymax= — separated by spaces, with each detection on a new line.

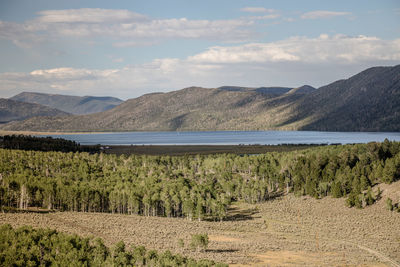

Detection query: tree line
xmin=0 ymin=140 xmax=399 ymax=220
xmin=0 ymin=135 xmax=100 ymax=153
xmin=0 ymin=224 xmax=226 ymax=266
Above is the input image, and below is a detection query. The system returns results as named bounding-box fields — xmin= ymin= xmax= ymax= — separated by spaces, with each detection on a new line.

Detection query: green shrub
xmin=190 ymin=233 xmax=209 ymax=251
xmin=386 ymin=198 xmax=394 ymax=211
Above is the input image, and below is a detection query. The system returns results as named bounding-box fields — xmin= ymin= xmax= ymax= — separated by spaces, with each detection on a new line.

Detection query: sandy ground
xmin=1 ymin=181 xmax=399 ymax=267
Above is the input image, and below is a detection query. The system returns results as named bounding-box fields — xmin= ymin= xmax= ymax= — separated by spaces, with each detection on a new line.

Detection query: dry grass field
xmin=1 ymin=181 xmax=399 ymax=267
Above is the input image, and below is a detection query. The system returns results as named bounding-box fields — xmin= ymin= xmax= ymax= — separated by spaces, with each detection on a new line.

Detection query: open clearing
xmin=1 ymin=181 xmax=399 ymax=266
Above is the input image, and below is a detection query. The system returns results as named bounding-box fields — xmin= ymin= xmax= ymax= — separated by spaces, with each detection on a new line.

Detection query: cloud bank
xmin=0 ymin=8 xmax=256 ymax=48
xmin=189 ymin=34 xmax=400 ymax=64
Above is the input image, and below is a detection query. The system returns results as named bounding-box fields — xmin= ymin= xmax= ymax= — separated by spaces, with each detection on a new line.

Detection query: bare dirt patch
xmin=249 ymin=251 xmax=339 ymax=267
xmin=1 ymin=181 xmax=399 ymax=266
xmin=209 ymin=235 xmax=242 ymax=243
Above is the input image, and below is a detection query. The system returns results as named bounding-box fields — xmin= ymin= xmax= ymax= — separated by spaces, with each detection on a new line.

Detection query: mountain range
xmin=1 ymin=65 xmax=399 ymax=132
xmin=10 ymin=92 xmax=123 ymax=115
xmin=0 ymin=99 xmax=69 ymax=124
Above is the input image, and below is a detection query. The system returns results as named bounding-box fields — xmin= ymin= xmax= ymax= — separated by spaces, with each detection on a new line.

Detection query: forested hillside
xmin=1 ymin=141 xmax=399 ymax=219
xmin=2 ymin=65 xmax=399 ymax=132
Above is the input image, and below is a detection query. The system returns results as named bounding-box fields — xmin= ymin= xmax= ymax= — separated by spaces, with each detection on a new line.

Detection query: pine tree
xmin=365 ymin=187 xmax=375 ymax=206
xmin=331 ymin=181 xmax=343 ymax=198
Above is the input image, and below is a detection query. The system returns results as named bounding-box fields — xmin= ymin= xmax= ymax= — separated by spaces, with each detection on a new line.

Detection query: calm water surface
xmin=47 ymin=131 xmax=400 ymax=145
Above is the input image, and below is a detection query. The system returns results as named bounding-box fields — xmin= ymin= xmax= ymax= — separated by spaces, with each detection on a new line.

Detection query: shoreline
xmin=1 ymin=130 xmax=398 ymax=136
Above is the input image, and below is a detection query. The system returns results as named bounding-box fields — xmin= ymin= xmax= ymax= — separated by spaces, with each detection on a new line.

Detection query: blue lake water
xmin=46 ymin=131 xmax=400 ymax=145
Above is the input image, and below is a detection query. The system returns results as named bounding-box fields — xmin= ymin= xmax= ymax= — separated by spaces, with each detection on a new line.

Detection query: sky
xmin=0 ymin=0 xmax=399 ymax=100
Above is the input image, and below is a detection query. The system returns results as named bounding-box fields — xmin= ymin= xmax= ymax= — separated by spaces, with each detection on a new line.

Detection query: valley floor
xmin=1 ymin=181 xmax=399 ymax=267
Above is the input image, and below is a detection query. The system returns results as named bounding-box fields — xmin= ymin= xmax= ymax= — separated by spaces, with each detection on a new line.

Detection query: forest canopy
xmin=0 ymin=140 xmax=399 ymax=219
xmin=0 ymin=135 xmax=100 ymax=153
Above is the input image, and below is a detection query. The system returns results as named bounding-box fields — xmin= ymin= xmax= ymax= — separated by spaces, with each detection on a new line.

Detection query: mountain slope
xmin=286 ymin=85 xmax=316 ymax=95
xmin=11 ymin=92 xmax=123 ymax=115
xmin=0 ymin=99 xmax=70 ymax=123
xmin=218 ymin=86 xmax=295 ymax=95
xmin=282 ymin=65 xmax=400 ymax=131
xmin=1 ymin=65 xmax=399 ymax=132
xmin=217 ymin=85 xmax=315 ymax=95
xmin=1 ymin=87 xmax=292 ymax=131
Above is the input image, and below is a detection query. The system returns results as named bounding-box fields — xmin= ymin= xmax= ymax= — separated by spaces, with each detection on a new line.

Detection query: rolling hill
xmin=11 ymin=92 xmax=123 ymax=115
xmin=1 ymin=65 xmax=399 ymax=132
xmin=0 ymin=99 xmax=69 ymax=124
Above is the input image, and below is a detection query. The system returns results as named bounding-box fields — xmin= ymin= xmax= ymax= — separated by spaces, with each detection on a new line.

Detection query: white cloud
xmin=0 ymin=8 xmax=255 ymax=48
xmin=188 ymin=43 xmax=299 ymax=63
xmin=241 ymin=7 xmax=276 ymax=13
xmin=117 ymin=18 xmax=254 ymax=40
xmin=301 ymin=10 xmax=351 ymax=19
xmin=1 ymin=35 xmax=399 ymax=99
xmin=36 ymin=8 xmax=148 ymax=23
xmin=0 ymin=21 xmax=45 ymax=48
xmin=240 ymin=7 xmax=280 ymax=20
xmin=248 ymin=14 xmax=280 ymax=20
xmin=188 ymin=34 xmax=400 ymax=64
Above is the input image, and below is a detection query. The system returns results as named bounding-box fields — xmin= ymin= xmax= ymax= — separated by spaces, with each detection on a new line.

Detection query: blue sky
xmin=0 ymin=0 xmax=399 ymax=99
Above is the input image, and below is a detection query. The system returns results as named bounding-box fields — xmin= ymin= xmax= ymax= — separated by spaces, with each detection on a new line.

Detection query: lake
xmin=46 ymin=131 xmax=400 ymax=145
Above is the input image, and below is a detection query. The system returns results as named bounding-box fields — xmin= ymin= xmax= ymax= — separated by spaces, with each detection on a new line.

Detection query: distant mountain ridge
xmin=217 ymin=85 xmax=316 ymax=95
xmin=11 ymin=92 xmax=123 ymax=115
xmin=286 ymin=85 xmax=316 ymax=95
xmin=1 ymin=65 xmax=399 ymax=132
xmin=0 ymin=99 xmax=69 ymax=124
